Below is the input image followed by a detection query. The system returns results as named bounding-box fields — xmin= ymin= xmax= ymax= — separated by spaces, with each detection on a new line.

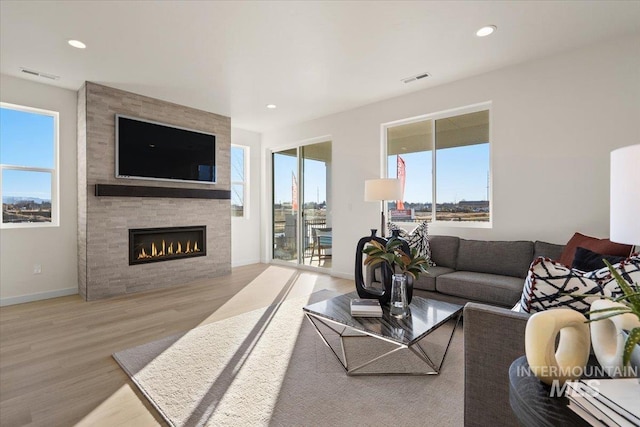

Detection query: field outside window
xmin=0 ymin=103 xmax=58 ymax=228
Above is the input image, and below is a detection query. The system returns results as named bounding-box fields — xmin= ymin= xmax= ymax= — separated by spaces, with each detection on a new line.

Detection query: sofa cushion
xmin=436 ymin=271 xmax=525 ymax=307
xmin=413 ymin=266 xmax=455 ymax=291
xmin=429 ymin=236 xmax=459 ymax=269
xmin=534 ymin=240 xmax=565 ymax=261
xmin=571 ymin=246 xmax=627 ymax=272
xmin=519 ymin=256 xmax=639 ymax=314
xmin=456 ymin=239 xmax=534 ymax=278
xmin=558 ymin=232 xmax=633 ymax=267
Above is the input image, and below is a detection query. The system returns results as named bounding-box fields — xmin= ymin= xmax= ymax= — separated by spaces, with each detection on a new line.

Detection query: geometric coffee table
xmin=303 ymin=291 xmax=462 ymax=375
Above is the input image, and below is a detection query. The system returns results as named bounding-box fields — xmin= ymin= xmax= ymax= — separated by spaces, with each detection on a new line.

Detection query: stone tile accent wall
xmin=77 ymin=82 xmax=231 ymax=300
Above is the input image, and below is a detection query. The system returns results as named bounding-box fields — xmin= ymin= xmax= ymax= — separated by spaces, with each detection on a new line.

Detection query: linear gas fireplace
xmin=129 ymin=226 xmax=206 ymax=265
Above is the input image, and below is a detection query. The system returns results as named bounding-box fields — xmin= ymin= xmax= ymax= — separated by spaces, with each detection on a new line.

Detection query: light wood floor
xmin=0 ymin=263 xmax=354 ymax=426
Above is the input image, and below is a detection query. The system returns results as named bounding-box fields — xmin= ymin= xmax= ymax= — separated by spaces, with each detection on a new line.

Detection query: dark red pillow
xmin=558 ymin=232 xmax=632 ymax=267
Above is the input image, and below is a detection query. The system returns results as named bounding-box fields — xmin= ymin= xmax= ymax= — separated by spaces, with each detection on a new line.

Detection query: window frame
xmin=382 ymin=102 xmax=492 ymax=228
xmin=230 ymin=144 xmax=249 ymax=219
xmin=0 ymin=102 xmax=59 ymax=229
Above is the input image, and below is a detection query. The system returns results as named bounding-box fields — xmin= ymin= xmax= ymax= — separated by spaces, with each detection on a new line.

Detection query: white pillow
xmin=519 ymin=255 xmax=639 ymax=314
xmin=387 ymin=221 xmax=435 ymax=266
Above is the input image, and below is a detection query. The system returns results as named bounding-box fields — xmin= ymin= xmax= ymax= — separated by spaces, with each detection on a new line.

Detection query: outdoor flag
xmin=292 ymin=172 xmax=298 ymax=212
xmin=397 ymin=155 xmax=406 ymax=209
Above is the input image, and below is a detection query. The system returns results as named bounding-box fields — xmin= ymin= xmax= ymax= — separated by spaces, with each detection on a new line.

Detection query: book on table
xmin=566 ymin=379 xmax=640 ymax=427
xmin=350 ymin=298 xmax=382 ymax=317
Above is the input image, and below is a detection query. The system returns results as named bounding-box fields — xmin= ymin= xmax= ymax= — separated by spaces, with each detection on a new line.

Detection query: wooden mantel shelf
xmin=95 ymin=184 xmax=231 ymax=200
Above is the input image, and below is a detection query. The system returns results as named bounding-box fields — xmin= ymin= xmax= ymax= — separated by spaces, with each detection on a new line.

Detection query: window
xmin=386 ymin=104 xmax=490 ymax=225
xmin=0 ymin=103 xmax=58 ymax=227
xmin=231 ymin=145 xmax=248 ymax=217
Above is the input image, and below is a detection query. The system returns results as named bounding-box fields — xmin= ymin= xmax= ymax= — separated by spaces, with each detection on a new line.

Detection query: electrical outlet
xmin=33 ymin=264 xmax=42 ymax=274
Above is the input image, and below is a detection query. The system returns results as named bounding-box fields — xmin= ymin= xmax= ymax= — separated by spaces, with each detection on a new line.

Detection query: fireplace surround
xmin=129 ymin=226 xmax=206 ymax=265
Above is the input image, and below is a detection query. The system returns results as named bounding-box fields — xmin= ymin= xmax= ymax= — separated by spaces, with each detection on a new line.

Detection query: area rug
xmin=113 ymin=290 xmax=464 ymax=426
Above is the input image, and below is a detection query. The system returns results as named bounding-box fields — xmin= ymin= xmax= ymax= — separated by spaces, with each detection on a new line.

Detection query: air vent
xmin=401 ymin=72 xmax=430 ymax=84
xmin=20 ymin=67 xmax=60 ymax=80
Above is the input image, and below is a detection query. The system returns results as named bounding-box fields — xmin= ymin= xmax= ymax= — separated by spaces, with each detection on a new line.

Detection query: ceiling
xmin=1 ymin=1 xmax=639 ymax=133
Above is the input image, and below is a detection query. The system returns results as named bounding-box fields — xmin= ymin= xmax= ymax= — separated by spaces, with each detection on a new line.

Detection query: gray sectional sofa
xmin=411 ymin=235 xmax=565 ymax=427
xmin=413 ymin=235 xmax=564 ymax=309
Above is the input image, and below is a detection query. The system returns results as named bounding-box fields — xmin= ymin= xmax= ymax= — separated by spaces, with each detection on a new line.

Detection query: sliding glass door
xmin=272 ymin=141 xmax=332 ymax=268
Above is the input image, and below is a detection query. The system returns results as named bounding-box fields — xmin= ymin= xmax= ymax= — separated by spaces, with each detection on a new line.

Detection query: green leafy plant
xmin=362 ymin=237 xmax=429 ymax=280
xmin=586 ymin=259 xmax=640 ymax=367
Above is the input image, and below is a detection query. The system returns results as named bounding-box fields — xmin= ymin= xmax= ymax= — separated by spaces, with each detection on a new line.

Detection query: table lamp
xmin=365 ymin=178 xmax=402 ymax=237
xmin=610 ymin=144 xmax=640 ymax=251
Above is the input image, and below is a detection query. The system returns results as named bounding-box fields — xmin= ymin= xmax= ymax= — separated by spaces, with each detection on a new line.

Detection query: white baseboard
xmin=232 ymin=258 xmax=262 ymax=268
xmin=0 ymin=287 xmax=78 ymax=307
xmin=330 ymin=271 xmax=355 ymax=280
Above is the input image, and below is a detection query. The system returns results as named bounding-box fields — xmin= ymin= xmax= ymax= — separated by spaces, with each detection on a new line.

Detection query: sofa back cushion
xmin=533 ymin=241 xmax=565 ymax=261
xmin=429 ymin=235 xmax=460 ymax=269
xmin=456 ymin=239 xmax=534 ymax=278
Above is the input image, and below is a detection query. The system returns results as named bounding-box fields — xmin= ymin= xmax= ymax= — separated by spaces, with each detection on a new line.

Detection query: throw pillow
xmin=558 ymin=232 xmax=632 ymax=267
xmin=519 ymin=255 xmax=639 ymax=314
xmin=387 ymin=221 xmax=436 ymax=266
xmin=571 ymin=246 xmax=627 ymax=272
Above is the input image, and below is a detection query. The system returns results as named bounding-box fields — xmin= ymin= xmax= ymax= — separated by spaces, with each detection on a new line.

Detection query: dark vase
xmin=354 ymin=229 xmax=413 ymax=305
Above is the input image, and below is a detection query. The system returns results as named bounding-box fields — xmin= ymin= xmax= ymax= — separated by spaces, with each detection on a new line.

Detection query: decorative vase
xmin=354 ymin=229 xmax=392 ymax=303
xmin=389 ymin=273 xmax=409 ymax=318
xmin=525 ymin=309 xmax=591 ymax=386
xmin=590 ymin=299 xmax=640 ymax=378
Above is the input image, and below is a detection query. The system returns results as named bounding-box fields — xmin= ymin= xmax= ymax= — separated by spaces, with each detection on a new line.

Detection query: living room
xmin=1 ymin=1 xmax=639 ymax=426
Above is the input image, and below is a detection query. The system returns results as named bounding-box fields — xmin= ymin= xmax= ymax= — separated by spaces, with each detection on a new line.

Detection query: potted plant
xmin=362 ymin=237 xmax=430 ymax=315
xmin=362 ymin=237 xmax=430 ymax=281
xmin=587 ymin=259 xmax=640 ymax=371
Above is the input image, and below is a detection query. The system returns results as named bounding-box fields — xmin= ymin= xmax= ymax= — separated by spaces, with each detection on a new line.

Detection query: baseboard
xmin=232 ymin=258 xmax=262 ymax=268
xmin=331 ymin=271 xmax=355 ymax=280
xmin=0 ymin=287 xmax=78 ymax=307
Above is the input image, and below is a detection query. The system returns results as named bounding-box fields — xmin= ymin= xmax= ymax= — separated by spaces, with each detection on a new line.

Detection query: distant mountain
xmin=2 ymin=196 xmax=50 ymax=204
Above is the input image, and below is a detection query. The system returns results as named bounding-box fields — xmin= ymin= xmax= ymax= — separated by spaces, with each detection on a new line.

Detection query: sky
xmin=1 ymin=107 xmax=54 ymax=201
xmin=273 ymin=143 xmax=489 ymax=208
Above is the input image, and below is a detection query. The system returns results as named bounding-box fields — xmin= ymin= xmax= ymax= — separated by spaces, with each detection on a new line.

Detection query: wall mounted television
xmin=116 ymin=114 xmax=216 ymax=184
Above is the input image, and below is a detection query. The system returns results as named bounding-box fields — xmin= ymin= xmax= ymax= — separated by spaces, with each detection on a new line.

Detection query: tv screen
xmin=116 ymin=115 xmax=216 ymax=184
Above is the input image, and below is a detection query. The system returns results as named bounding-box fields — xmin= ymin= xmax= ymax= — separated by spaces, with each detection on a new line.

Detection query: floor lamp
xmin=364 ymin=178 xmax=403 ymax=237
xmin=610 ymin=144 xmax=640 ymax=251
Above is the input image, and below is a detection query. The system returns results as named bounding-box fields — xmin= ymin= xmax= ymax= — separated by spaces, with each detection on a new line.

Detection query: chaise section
xmin=463 ymin=303 xmax=529 ymax=427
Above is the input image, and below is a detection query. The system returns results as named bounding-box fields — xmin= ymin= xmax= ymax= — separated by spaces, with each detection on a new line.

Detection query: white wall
xmin=231 ymin=127 xmax=262 ymax=266
xmin=261 ymin=35 xmax=640 ymax=279
xmin=0 ymin=74 xmax=78 ymax=305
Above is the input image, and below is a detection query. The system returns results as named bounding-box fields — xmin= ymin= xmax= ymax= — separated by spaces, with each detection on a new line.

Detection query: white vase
xmin=590 ymin=299 xmax=640 ymax=378
xmin=525 ymin=309 xmax=591 ymax=386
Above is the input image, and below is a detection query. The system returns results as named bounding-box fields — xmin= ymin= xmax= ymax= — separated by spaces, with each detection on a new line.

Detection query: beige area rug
xmin=113 ymin=290 xmax=464 ymax=426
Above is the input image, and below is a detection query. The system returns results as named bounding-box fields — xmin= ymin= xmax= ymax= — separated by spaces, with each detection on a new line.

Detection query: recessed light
xmin=68 ymin=39 xmax=86 ymax=49
xmin=476 ymin=25 xmax=497 ymax=37
xmin=266 ymin=104 xmax=277 ymax=109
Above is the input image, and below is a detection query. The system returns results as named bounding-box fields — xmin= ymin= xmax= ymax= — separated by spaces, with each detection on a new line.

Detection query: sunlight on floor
xmin=75 ymin=384 xmax=158 ymax=427
xmin=196 ymin=264 xmax=332 ymax=327
xmin=75 ymin=264 xmax=347 ymax=426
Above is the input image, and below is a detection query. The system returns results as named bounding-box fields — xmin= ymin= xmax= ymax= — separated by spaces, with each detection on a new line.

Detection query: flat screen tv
xmin=116 ymin=114 xmax=216 ymax=184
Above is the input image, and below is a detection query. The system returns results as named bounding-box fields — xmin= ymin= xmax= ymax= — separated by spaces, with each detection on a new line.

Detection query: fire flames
xmin=137 ymin=239 xmax=200 ymax=260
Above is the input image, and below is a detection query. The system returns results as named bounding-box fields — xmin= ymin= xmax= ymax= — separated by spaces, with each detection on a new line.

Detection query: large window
xmin=231 ymin=145 xmax=248 ymax=217
xmin=386 ymin=105 xmax=490 ymax=225
xmin=0 ymin=103 xmax=58 ymax=227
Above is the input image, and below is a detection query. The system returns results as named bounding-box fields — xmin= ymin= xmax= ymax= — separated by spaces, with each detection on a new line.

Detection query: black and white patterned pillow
xmin=520 ymin=255 xmax=639 ymax=314
xmin=387 ymin=221 xmax=436 ymax=266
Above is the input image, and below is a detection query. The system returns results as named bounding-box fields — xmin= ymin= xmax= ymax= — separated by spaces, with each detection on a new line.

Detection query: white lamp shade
xmin=364 ymin=178 xmax=403 ymax=201
xmin=610 ymin=144 xmax=640 ymax=245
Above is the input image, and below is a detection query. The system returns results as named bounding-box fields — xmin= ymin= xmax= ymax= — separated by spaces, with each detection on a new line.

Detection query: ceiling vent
xmin=20 ymin=67 xmax=60 ymax=80
xmin=402 ymin=72 xmax=430 ymax=84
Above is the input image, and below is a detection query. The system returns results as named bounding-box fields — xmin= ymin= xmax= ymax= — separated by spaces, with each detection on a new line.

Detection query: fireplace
xmin=129 ymin=226 xmax=206 ymax=265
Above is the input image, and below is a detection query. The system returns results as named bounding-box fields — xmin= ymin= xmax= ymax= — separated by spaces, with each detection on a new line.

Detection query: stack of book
xmin=566 ymin=379 xmax=640 ymax=426
xmin=350 ymin=298 xmax=382 ymax=317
